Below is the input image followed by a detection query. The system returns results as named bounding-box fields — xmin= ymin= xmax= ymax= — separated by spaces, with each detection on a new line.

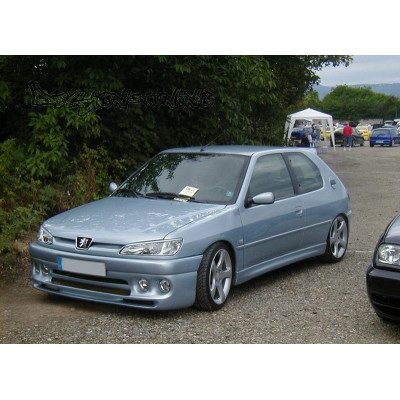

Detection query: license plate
xmin=57 ymin=257 xmax=106 ymax=277
xmin=376 ymin=140 xmax=384 ymax=143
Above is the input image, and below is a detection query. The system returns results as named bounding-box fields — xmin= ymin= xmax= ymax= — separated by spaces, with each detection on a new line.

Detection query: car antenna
xmin=200 ymin=131 xmax=225 ymax=152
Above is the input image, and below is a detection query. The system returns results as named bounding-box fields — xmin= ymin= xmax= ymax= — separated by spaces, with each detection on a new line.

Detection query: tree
xmin=1 ymin=55 xmax=353 ymax=167
xmin=320 ymin=85 xmax=400 ymax=121
xmin=295 ymin=89 xmax=322 ymax=111
xmin=0 ymin=55 xmax=352 ymax=277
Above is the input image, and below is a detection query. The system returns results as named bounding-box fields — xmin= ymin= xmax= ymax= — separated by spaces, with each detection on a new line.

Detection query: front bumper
xmin=366 ymin=264 xmax=400 ymax=321
xmin=30 ymin=241 xmax=202 ymax=310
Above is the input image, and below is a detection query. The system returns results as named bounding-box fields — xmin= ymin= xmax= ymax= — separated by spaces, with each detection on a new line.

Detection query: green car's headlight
xmin=120 ymin=239 xmax=183 ymax=256
xmin=376 ymin=244 xmax=400 ymax=267
xmin=38 ymin=226 xmax=53 ymax=245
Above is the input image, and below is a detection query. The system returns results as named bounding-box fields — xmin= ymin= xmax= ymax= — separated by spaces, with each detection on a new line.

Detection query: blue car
xmin=369 ymin=127 xmax=400 ymax=147
xmin=290 ymin=126 xmax=314 ymax=144
xmin=30 ymin=146 xmax=351 ymax=311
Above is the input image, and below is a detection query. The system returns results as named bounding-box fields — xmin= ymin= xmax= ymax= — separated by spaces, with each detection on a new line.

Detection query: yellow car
xmin=320 ymin=128 xmax=331 ymax=141
xmin=356 ymin=125 xmax=372 ymax=140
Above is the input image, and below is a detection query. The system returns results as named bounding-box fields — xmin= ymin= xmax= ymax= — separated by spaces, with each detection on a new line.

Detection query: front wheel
xmin=195 ymin=243 xmax=233 ymax=311
xmin=320 ymin=215 xmax=348 ymax=263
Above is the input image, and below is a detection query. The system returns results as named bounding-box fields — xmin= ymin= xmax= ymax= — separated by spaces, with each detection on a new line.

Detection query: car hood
xmin=383 ymin=214 xmax=400 ymax=244
xmin=44 ymin=197 xmax=226 ymax=244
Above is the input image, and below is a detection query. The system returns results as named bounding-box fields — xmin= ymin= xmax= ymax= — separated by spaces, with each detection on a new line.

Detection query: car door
xmin=240 ymin=153 xmax=304 ymax=277
xmin=394 ymin=129 xmax=400 ymax=144
xmin=284 ymin=152 xmax=327 ymax=251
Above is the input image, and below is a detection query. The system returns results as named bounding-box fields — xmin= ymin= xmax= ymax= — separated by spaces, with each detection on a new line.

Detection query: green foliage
xmin=299 ymin=90 xmax=322 ymax=111
xmin=0 ymin=55 xmax=351 ymax=280
xmin=320 ymin=85 xmax=400 ymax=121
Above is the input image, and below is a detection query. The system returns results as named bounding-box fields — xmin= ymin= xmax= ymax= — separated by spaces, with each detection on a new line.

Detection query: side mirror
xmin=253 ymin=192 xmax=275 ymax=204
xmin=246 ymin=192 xmax=275 ymax=207
xmin=109 ymin=182 xmax=118 ymax=193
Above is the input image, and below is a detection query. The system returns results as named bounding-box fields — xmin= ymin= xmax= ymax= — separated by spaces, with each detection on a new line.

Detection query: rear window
xmin=286 ymin=153 xmax=323 ymax=194
xmin=373 ymin=129 xmax=393 ymax=135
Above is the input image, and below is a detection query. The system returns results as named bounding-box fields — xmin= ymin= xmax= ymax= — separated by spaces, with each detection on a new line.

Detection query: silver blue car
xmin=30 ymin=146 xmax=351 ymax=311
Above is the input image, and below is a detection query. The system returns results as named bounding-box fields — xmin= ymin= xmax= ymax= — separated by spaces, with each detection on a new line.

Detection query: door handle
xmin=295 ymin=209 xmax=303 ymax=217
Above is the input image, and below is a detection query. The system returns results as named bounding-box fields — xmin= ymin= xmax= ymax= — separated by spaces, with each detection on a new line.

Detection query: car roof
xmin=162 ymin=145 xmax=304 ymax=156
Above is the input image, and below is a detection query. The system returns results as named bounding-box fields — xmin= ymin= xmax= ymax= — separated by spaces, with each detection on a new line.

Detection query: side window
xmin=248 ymin=154 xmax=294 ymax=200
xmin=286 ymin=153 xmax=323 ymax=194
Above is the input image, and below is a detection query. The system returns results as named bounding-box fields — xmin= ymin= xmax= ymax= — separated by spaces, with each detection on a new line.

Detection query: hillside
xmin=313 ymin=83 xmax=400 ymax=99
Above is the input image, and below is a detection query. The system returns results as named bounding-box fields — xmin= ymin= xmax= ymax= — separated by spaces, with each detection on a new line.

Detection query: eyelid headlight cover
xmin=120 ymin=239 xmax=183 ymax=256
xmin=38 ymin=225 xmax=53 ymax=245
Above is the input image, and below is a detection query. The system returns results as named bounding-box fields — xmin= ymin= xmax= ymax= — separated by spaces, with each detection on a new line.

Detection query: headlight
xmin=120 ymin=239 xmax=183 ymax=256
xmin=376 ymin=244 xmax=400 ymax=267
xmin=38 ymin=226 xmax=53 ymax=245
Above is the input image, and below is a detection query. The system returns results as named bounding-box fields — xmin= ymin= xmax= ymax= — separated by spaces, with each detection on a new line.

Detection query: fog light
xmin=138 ymin=279 xmax=150 ymax=292
xmin=159 ymin=279 xmax=171 ymax=293
xmin=34 ymin=262 xmax=40 ymax=273
xmin=41 ymin=264 xmax=49 ymax=275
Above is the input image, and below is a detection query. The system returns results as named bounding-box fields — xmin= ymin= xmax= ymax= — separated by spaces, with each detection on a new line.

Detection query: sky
xmin=317 ymin=56 xmax=400 ymax=87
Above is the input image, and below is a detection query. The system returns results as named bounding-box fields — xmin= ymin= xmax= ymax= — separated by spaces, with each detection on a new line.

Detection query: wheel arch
xmin=202 ymin=239 xmax=237 ymax=279
xmin=195 ymin=240 xmax=236 ymax=311
xmin=320 ymin=213 xmax=349 ymax=263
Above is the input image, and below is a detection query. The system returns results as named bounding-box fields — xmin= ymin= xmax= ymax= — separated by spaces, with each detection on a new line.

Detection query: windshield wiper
xmin=113 ymin=187 xmax=146 ymax=198
xmin=146 ymin=192 xmax=200 ymax=202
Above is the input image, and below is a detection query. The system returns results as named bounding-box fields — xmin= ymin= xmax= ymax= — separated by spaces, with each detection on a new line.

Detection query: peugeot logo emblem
xmin=76 ymin=237 xmax=93 ymax=250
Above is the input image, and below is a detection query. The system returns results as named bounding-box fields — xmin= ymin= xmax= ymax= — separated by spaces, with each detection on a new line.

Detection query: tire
xmin=320 ymin=215 xmax=348 ymax=263
xmin=370 ymin=143 xmax=374 ymax=147
xmin=195 ymin=242 xmax=233 ymax=311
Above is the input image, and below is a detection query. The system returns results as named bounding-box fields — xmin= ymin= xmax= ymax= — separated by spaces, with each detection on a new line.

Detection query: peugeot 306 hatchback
xmin=30 ymin=146 xmax=351 ymax=311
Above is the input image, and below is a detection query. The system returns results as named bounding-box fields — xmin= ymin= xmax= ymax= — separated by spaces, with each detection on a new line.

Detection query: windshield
xmin=113 ymin=152 xmax=249 ymax=204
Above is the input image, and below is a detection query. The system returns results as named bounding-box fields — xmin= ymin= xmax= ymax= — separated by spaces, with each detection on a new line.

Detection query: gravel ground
xmin=2 ymin=144 xmax=400 ymax=344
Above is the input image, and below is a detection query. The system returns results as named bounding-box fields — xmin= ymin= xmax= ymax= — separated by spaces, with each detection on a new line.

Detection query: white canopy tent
xmin=284 ymin=108 xmax=336 ymax=150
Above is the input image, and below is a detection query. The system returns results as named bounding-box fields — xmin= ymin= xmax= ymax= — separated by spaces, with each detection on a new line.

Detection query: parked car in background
xmin=384 ymin=120 xmax=396 ymax=126
xmin=367 ymin=214 xmax=400 ymax=322
xmin=320 ymin=128 xmax=331 ymax=141
xmin=356 ymin=124 xmax=373 ymax=140
xmin=29 ymin=146 xmax=351 ymax=311
xmin=290 ymin=126 xmax=313 ymax=145
xmin=333 ymin=127 xmax=365 ymax=147
xmin=369 ymin=127 xmax=400 ymax=147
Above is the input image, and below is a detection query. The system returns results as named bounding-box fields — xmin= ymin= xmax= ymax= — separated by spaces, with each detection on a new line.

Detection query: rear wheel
xmin=320 ymin=215 xmax=348 ymax=263
xmin=195 ymin=243 xmax=233 ymax=311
